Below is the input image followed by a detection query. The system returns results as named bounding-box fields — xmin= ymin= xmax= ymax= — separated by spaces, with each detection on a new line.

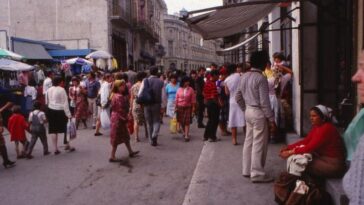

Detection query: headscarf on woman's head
xmin=311 ymin=104 xmax=338 ymax=124
xmin=112 ymin=80 xmax=125 ymax=93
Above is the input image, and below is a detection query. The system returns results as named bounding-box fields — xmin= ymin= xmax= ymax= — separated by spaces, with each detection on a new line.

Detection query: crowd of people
xmin=1 ymin=50 xmax=364 ymax=204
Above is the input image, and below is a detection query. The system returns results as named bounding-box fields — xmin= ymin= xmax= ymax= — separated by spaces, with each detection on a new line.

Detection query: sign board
xmin=0 ymin=31 xmax=8 ymax=49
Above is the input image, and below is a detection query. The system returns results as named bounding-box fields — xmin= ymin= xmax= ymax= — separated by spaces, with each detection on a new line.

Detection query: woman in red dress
xmin=109 ymin=80 xmax=139 ymax=162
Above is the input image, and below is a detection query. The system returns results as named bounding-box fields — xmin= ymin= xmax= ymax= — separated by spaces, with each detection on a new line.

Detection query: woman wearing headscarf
xmin=175 ymin=76 xmax=196 ymax=141
xmin=109 ymin=80 xmax=139 ymax=162
xmin=279 ymin=105 xmax=346 ymax=178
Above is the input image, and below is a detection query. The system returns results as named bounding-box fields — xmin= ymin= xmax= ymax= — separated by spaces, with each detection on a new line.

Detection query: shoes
xmin=3 ymin=160 xmax=15 ymax=168
xmin=54 ymin=150 xmax=61 ymax=155
xmin=26 ymin=155 xmax=34 ymax=159
xmin=233 ymin=142 xmax=240 ymax=146
xmin=184 ymin=137 xmax=190 ymax=142
xmin=109 ymin=158 xmax=120 ymax=163
xmin=208 ymin=138 xmax=221 ymax=142
xmin=151 ymin=139 xmax=158 ymax=146
xmin=17 ymin=155 xmax=26 ymax=159
xmin=68 ymin=147 xmax=76 ymax=152
xmin=94 ymin=132 xmax=103 ymax=136
xmin=44 ymin=151 xmax=51 ymax=156
xmin=251 ymin=175 xmax=274 ymax=183
xmin=242 ymin=174 xmax=250 ymax=178
xmin=129 ymin=151 xmax=140 ymax=158
xmin=198 ymin=124 xmax=206 ymax=128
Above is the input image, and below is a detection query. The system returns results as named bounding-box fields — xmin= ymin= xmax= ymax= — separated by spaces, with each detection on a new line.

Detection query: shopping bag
xmin=170 ymin=117 xmax=177 ymax=134
xmin=67 ymin=118 xmax=77 ymax=140
xmin=100 ymin=109 xmax=111 ymax=129
xmin=127 ymin=113 xmax=134 ymax=135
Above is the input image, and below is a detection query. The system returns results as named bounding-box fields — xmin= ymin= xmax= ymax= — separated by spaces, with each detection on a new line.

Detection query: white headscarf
xmin=314 ymin=104 xmax=338 ymax=124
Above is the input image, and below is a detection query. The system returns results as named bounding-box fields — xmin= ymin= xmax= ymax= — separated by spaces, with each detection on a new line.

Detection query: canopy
xmin=0 ymin=58 xmax=34 ymax=71
xmin=13 ymin=41 xmax=53 ymax=60
xmin=185 ymin=3 xmax=277 ymax=40
xmin=0 ymin=48 xmax=24 ymax=61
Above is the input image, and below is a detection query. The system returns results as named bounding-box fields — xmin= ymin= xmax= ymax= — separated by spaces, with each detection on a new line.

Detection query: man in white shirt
xmin=43 ymin=71 xmax=53 ymax=95
xmin=94 ymin=73 xmax=112 ymax=136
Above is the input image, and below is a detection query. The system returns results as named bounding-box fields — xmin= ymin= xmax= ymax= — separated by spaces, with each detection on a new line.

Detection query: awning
xmin=13 ymin=41 xmax=53 ymax=60
xmin=48 ymin=49 xmax=94 ymax=58
xmin=185 ymin=2 xmax=277 ymax=40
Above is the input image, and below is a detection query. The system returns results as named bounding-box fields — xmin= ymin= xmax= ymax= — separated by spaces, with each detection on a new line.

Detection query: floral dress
xmin=130 ymin=82 xmax=145 ymax=125
xmin=110 ymin=93 xmax=130 ymax=146
xmin=74 ymin=87 xmax=89 ymax=120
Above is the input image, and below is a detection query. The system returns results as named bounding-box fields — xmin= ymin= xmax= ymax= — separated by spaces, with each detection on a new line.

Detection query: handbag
xmin=170 ymin=117 xmax=177 ymax=134
xmin=127 ymin=113 xmax=134 ymax=135
xmin=136 ymin=78 xmax=155 ymax=105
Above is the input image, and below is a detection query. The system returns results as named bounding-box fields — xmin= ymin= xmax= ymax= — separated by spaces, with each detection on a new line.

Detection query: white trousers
xmin=87 ymin=98 xmax=98 ymax=126
xmin=242 ymin=106 xmax=269 ymax=178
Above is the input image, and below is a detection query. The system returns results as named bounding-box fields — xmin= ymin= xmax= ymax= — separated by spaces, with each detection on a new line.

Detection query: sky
xmin=165 ymin=0 xmax=222 ymax=15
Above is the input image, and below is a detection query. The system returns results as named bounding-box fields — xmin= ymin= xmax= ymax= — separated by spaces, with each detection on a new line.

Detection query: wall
xmin=0 ymin=0 xmax=109 ymax=51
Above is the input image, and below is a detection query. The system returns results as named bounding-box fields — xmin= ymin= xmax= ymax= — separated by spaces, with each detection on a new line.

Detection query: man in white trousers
xmin=236 ymin=50 xmax=277 ymax=183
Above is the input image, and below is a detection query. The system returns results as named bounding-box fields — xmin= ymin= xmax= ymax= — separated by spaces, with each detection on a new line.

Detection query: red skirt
xmin=176 ymin=106 xmax=192 ymax=126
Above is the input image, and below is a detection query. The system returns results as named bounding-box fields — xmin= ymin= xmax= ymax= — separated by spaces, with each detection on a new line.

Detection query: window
xmin=168 ymin=40 xmax=174 ymax=57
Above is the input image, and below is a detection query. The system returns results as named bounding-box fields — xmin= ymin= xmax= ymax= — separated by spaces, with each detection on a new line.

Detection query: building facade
xmin=131 ymin=0 xmax=167 ymax=70
xmin=219 ymin=0 xmax=361 ymax=136
xmin=162 ymin=14 xmax=223 ymax=71
xmin=0 ymin=0 xmax=166 ymax=69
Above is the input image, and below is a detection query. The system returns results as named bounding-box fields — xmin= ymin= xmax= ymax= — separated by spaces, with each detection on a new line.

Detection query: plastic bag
xmin=170 ymin=117 xmax=177 ymax=134
xmin=67 ymin=118 xmax=77 ymax=140
xmin=100 ymin=109 xmax=111 ymax=129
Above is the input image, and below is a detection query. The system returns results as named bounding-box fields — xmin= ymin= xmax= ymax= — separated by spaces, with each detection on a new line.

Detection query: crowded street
xmin=0 ymin=121 xmax=283 ymax=205
xmin=0 ymin=0 xmax=364 ymax=205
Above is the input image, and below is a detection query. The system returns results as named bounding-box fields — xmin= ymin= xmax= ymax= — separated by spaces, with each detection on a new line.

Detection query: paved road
xmin=0 ymin=118 xmax=285 ymax=205
xmin=0 ymin=119 xmax=204 ymax=205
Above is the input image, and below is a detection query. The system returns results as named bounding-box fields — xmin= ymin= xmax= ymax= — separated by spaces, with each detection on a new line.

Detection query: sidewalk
xmin=182 ymin=131 xmax=286 ymax=205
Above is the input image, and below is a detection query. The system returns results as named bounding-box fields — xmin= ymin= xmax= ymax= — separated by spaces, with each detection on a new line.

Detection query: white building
xmin=162 ymin=13 xmax=223 ymax=71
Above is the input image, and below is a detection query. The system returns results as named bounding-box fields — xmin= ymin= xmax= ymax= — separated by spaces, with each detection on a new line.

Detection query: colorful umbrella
xmin=0 ymin=48 xmax=24 ymax=60
xmin=86 ymin=50 xmax=112 ymax=59
xmin=0 ymin=58 xmax=34 ymax=71
xmin=65 ymin=57 xmax=94 ymax=66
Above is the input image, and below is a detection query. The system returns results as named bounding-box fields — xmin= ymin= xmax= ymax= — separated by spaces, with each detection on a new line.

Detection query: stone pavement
xmin=182 ymin=131 xmax=285 ymax=205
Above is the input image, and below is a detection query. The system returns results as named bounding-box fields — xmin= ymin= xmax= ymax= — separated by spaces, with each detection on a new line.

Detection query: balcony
xmin=132 ymin=20 xmax=160 ymax=42
xmin=110 ymin=0 xmax=131 ymax=28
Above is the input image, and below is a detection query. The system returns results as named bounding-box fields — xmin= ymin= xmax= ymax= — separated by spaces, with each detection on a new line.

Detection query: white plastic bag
xmin=67 ymin=118 xmax=77 ymax=140
xmin=100 ymin=109 xmax=111 ymax=129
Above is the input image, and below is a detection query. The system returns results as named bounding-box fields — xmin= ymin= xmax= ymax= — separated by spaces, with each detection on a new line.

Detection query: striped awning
xmin=185 ymin=3 xmax=277 ymax=40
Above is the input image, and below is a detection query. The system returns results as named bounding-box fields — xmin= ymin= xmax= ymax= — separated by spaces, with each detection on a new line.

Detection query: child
xmin=8 ymin=105 xmax=29 ymax=158
xmin=26 ymin=101 xmax=49 ymax=159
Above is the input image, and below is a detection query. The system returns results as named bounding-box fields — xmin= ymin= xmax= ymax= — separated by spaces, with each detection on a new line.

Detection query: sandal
xmin=109 ymin=158 xmax=119 ymax=163
xmin=129 ymin=151 xmax=140 ymax=158
xmin=54 ymin=150 xmax=61 ymax=155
